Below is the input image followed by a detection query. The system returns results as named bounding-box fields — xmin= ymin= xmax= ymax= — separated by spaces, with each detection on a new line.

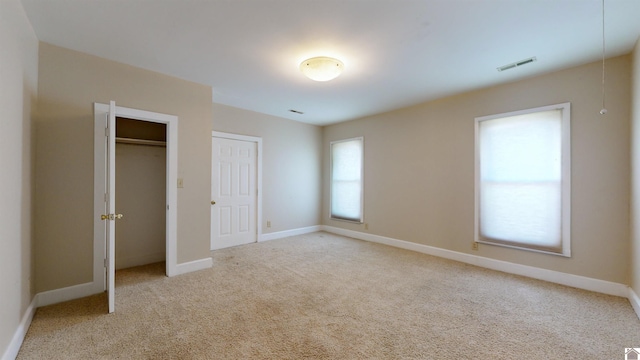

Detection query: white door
xmin=211 ymin=137 xmax=257 ymax=250
xmin=106 ymin=101 xmax=118 ymax=313
xmin=96 ymin=101 xmax=122 ymax=313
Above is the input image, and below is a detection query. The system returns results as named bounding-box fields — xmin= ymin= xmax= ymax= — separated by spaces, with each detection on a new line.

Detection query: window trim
xmin=474 ymin=103 xmax=571 ymax=257
xmin=330 ymin=137 xmax=364 ymax=223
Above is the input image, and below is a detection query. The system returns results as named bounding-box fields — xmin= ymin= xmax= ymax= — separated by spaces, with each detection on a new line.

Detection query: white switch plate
xmin=177 ymin=178 xmax=184 ymax=188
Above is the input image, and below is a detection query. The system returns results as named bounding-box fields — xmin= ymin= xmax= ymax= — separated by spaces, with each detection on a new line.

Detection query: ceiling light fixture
xmin=299 ymin=56 xmax=344 ymax=82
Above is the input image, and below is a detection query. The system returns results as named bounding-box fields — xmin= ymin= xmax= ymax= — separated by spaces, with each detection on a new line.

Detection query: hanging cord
xmin=600 ymin=0 xmax=607 ymax=115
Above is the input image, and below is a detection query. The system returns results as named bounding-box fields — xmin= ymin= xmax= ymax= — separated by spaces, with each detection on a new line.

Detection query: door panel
xmin=211 ymin=137 xmax=257 ymax=250
xmin=220 ymin=162 xmax=232 ymax=196
xmin=220 ymin=206 xmax=232 ymax=235
xmin=239 ymin=163 xmax=250 ymax=195
xmin=107 ymin=100 xmax=116 ymax=313
xmin=239 ymin=205 xmax=249 ymax=232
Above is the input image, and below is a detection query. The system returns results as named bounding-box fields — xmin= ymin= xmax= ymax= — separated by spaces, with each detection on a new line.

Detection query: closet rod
xmin=115 ymin=137 xmax=166 ymax=147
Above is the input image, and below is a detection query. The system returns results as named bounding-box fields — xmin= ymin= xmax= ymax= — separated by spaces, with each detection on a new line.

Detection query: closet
xmin=114 ymin=117 xmax=167 ymax=270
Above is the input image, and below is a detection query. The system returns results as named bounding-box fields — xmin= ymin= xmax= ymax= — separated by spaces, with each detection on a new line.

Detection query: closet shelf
xmin=116 ymin=137 xmax=166 ymax=147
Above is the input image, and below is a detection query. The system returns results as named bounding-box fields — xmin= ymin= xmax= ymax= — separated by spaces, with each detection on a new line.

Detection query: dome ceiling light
xmin=299 ymin=56 xmax=344 ymax=82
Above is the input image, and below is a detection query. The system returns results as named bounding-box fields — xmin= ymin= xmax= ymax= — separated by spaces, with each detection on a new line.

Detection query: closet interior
xmin=115 ymin=117 xmax=167 ymax=270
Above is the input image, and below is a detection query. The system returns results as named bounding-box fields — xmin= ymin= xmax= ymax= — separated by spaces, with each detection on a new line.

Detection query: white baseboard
xmin=321 ymin=226 xmax=629 ymax=298
xmin=116 ymin=252 xmax=166 ymax=271
xmin=173 ymin=257 xmax=213 ymax=276
xmin=3 ymin=257 xmax=209 ymax=359
xmin=1 ymin=297 xmax=37 ymax=360
xmin=35 ymin=257 xmax=212 ymax=306
xmin=36 ymin=282 xmax=100 ymax=308
xmin=259 ymin=225 xmax=322 ymax=242
xmin=629 ymin=288 xmax=640 ymax=320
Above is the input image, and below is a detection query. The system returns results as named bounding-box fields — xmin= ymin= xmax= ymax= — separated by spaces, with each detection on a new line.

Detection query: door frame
xmin=93 ymin=103 xmax=179 ymax=295
xmin=211 ymin=131 xmax=263 ymax=248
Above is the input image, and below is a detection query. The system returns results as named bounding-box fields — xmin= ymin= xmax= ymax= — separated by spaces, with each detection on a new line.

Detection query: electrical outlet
xmin=364 ymin=223 xmax=369 ymax=230
xmin=267 ymin=221 xmax=271 ymax=228
xmin=472 ymin=242 xmax=479 ymax=251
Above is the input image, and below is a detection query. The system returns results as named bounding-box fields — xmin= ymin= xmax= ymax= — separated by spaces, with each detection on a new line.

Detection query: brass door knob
xmin=211 ymin=200 xmax=216 ymax=205
xmin=101 ymin=214 xmax=124 ymax=220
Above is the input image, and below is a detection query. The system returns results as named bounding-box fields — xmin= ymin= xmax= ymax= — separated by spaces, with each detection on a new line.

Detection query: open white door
xmin=106 ymin=100 xmax=118 ymax=313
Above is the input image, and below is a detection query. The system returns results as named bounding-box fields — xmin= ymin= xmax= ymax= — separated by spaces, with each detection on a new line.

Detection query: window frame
xmin=330 ymin=137 xmax=364 ymax=223
xmin=474 ymin=103 xmax=571 ymax=257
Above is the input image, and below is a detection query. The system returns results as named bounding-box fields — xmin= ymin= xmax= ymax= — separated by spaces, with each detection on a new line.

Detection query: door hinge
xmin=104 ymin=258 xmax=107 ymax=268
xmin=105 ymin=127 xmax=108 ymax=137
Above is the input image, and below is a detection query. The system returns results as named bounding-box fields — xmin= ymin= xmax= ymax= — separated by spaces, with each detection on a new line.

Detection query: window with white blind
xmin=475 ymin=103 xmax=571 ymax=256
xmin=330 ymin=137 xmax=364 ymax=222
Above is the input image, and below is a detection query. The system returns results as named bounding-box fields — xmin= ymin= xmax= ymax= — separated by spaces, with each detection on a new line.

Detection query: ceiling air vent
xmin=497 ymin=57 xmax=537 ymax=72
xmin=289 ymin=109 xmax=304 ymax=114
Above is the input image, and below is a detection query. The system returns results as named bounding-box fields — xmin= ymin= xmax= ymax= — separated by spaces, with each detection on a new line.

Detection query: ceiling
xmin=20 ymin=0 xmax=640 ymax=126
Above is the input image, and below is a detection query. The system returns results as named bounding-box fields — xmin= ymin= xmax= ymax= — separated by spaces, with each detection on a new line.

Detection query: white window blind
xmin=475 ymin=103 xmax=570 ymax=256
xmin=331 ymin=137 xmax=363 ymax=222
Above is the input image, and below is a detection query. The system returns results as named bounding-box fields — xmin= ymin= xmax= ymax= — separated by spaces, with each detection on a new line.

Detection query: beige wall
xmin=35 ymin=43 xmax=212 ymax=292
xmin=324 ymin=55 xmax=632 ymax=284
xmin=0 ymin=0 xmax=38 ymax=355
xmin=212 ymin=103 xmax=323 ymax=233
xmin=631 ymin=37 xmax=640 ymax=293
xmin=115 ymin=143 xmax=166 ymax=270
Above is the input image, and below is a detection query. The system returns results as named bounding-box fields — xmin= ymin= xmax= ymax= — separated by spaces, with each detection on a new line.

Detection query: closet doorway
xmin=115 ymin=118 xmax=167 ymax=270
xmin=93 ymin=102 xmax=178 ymax=313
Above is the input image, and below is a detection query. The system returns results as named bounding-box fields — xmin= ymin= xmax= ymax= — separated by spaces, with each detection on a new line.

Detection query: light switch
xmin=177 ymin=178 xmax=184 ymax=188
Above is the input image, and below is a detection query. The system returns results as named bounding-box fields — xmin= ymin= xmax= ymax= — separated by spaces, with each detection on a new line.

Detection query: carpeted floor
xmin=17 ymin=232 xmax=640 ymax=359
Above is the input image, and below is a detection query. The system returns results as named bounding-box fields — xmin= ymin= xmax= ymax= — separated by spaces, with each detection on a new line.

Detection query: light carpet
xmin=17 ymin=232 xmax=640 ymax=359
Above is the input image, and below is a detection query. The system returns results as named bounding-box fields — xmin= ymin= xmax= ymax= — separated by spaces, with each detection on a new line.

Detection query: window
xmin=330 ymin=137 xmax=364 ymax=222
xmin=475 ymin=103 xmax=570 ymax=256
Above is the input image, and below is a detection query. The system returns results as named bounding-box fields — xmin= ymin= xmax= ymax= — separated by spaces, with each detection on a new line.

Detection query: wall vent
xmin=289 ymin=109 xmax=304 ymax=114
xmin=497 ymin=57 xmax=537 ymax=72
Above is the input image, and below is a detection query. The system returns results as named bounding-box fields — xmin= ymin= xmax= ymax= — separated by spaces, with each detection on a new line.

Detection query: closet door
xmin=93 ymin=102 xmax=119 ymax=313
xmin=105 ymin=100 xmax=118 ymax=313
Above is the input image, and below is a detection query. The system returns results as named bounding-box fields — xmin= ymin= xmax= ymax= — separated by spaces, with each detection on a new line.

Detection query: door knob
xmin=211 ymin=200 xmax=216 ymax=205
xmin=101 ymin=214 xmax=124 ymax=220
